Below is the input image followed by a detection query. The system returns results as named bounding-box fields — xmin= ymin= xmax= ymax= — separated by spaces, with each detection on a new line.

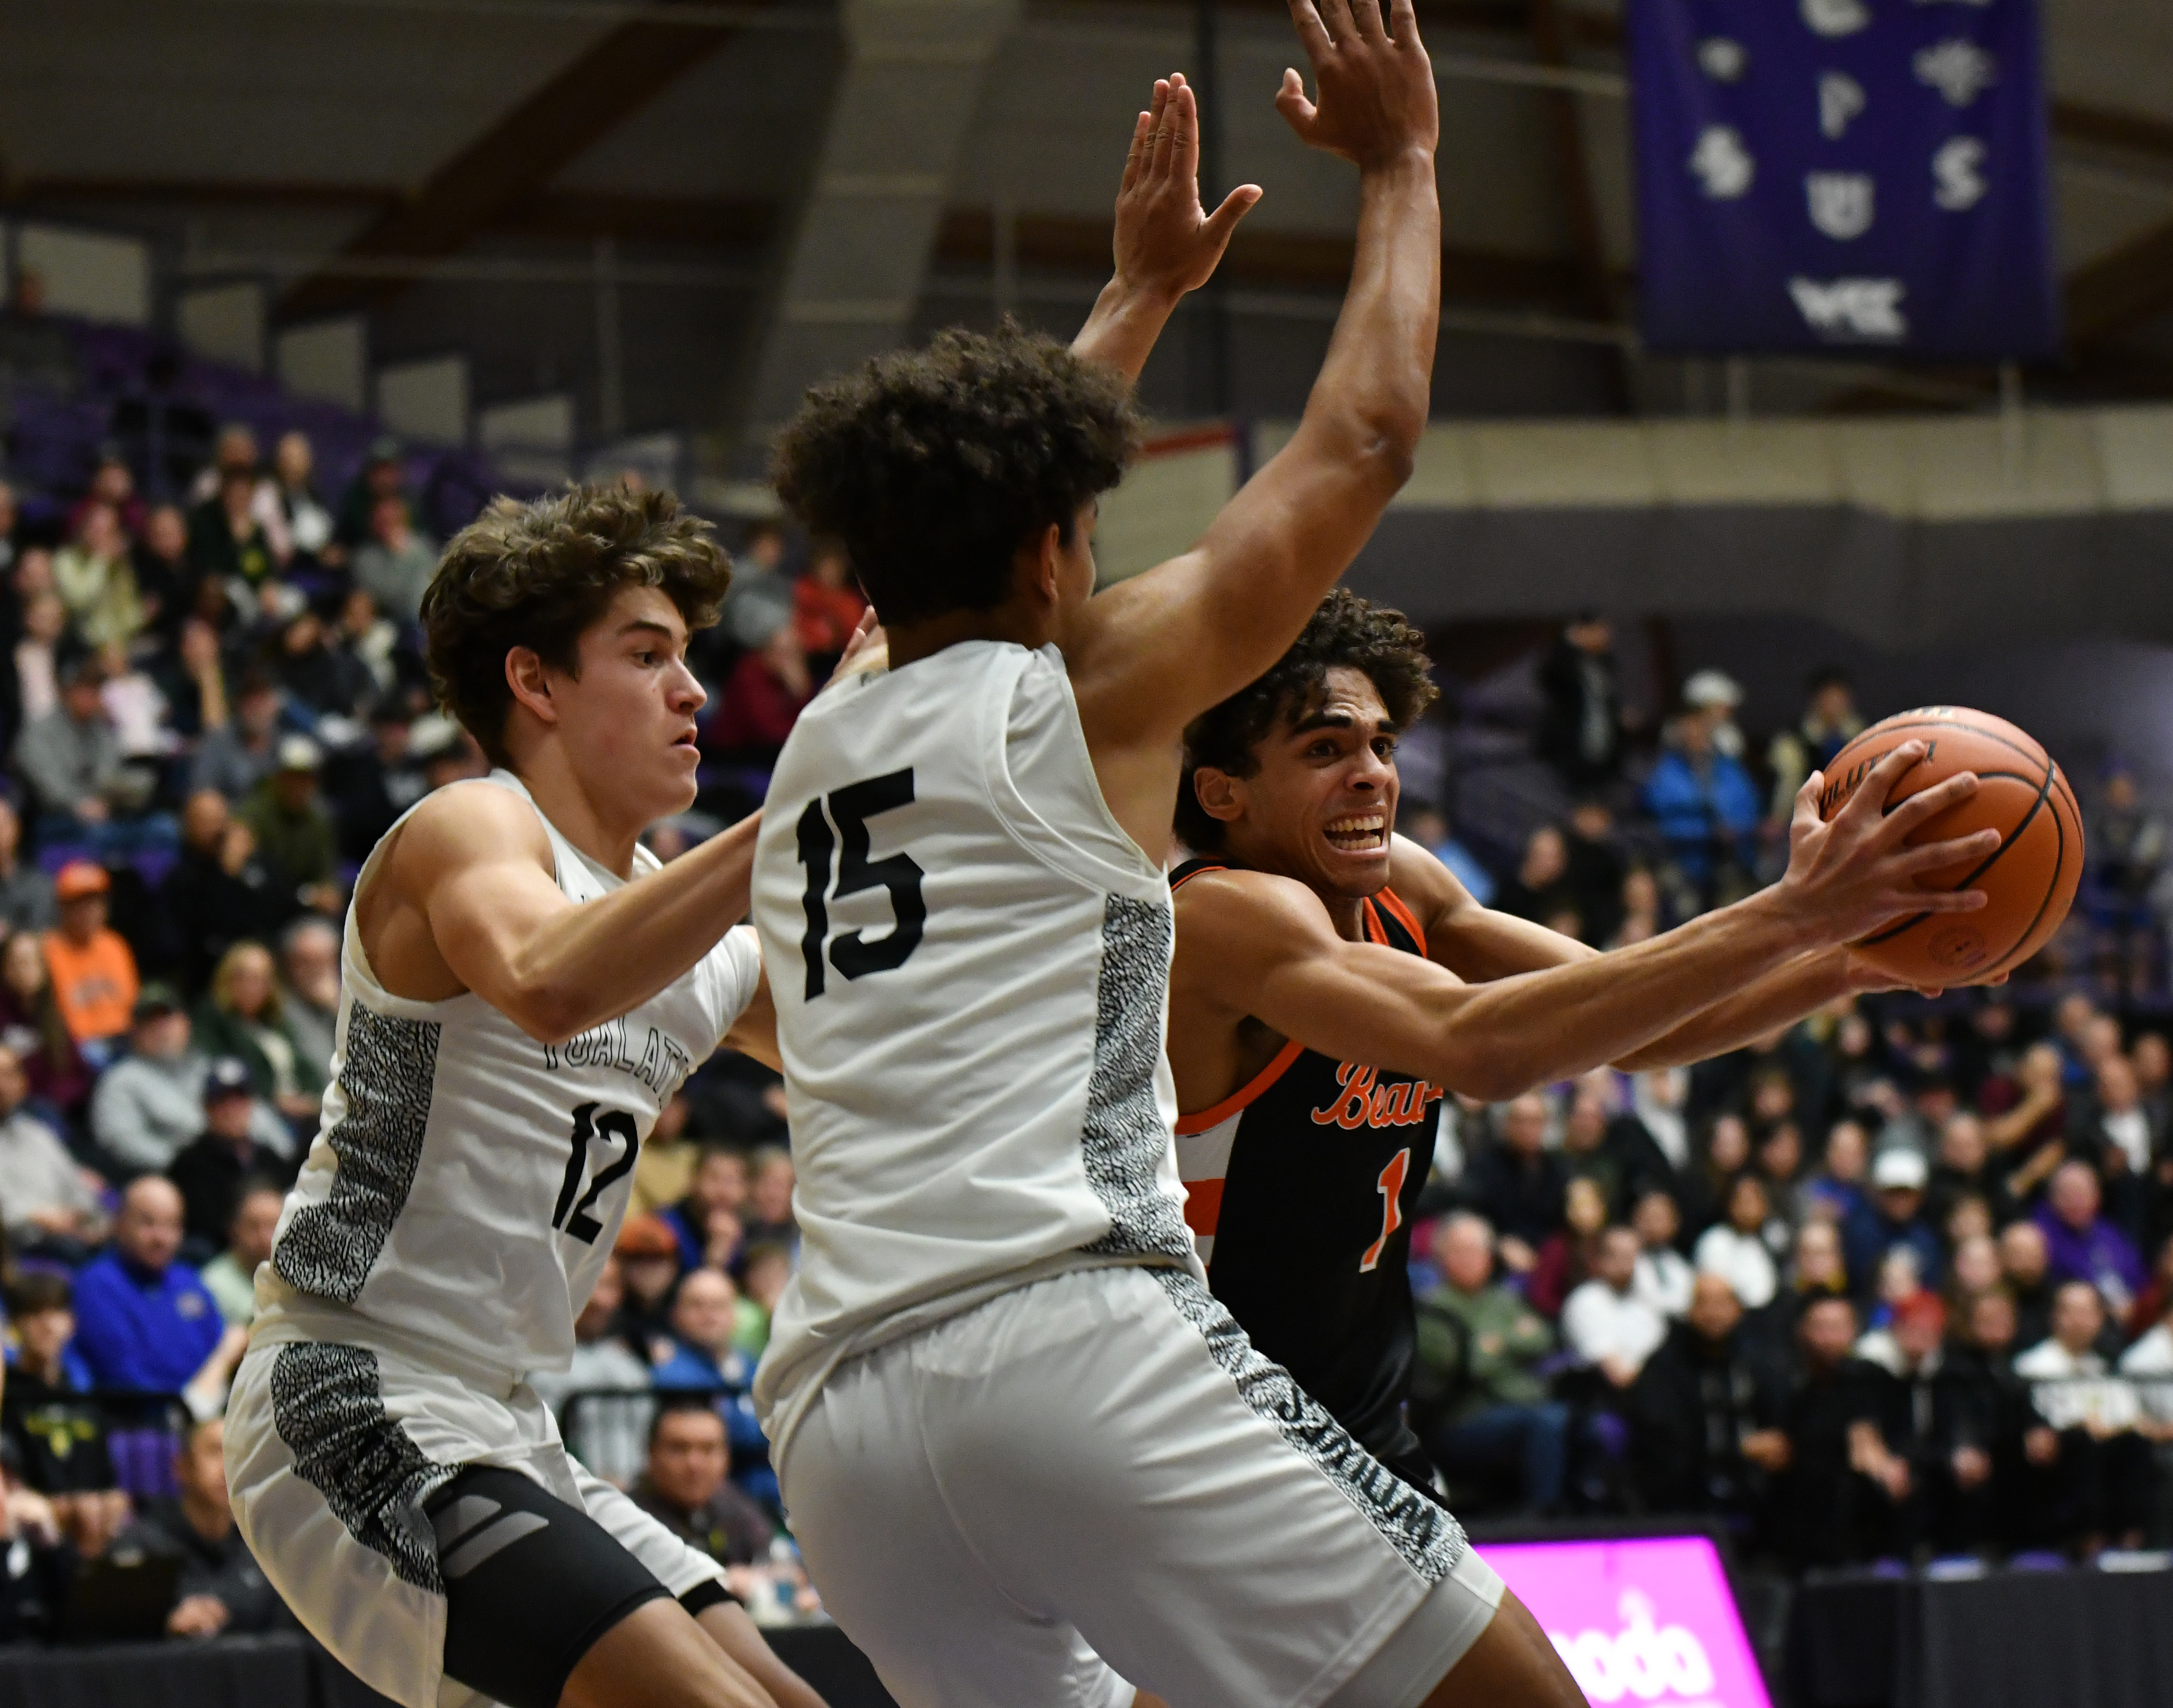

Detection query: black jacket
xmin=1630 ymin=1320 xmax=1786 ymax=1514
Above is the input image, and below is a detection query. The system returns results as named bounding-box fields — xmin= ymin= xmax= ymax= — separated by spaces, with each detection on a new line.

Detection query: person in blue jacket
xmin=71 ymin=1176 xmax=234 ymax=1394
xmin=1643 ymin=669 xmax=1761 ymax=906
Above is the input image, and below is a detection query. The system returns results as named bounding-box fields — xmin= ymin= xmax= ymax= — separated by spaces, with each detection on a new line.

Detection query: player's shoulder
xmin=1171 ymin=860 xmax=1342 ymax=947
xmin=382 ymin=779 xmax=554 ymax=880
xmin=1385 ymin=832 xmax=1464 ymax=920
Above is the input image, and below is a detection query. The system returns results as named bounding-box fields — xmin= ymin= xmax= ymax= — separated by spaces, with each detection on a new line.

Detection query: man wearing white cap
xmin=1643 ymin=669 xmax=1760 ymax=906
xmin=1849 ymin=1148 xmax=1944 ymax=1293
xmin=240 ymin=735 xmax=341 ymax=915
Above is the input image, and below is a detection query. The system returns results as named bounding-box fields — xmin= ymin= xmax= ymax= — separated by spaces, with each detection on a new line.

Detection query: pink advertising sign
xmin=1475 ymin=1537 xmax=1772 ymax=1708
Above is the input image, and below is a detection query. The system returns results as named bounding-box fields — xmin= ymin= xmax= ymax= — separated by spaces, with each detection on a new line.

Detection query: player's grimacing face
xmin=1247 ymin=667 xmax=1399 ymax=899
xmin=561 ymin=584 xmax=706 ymax=818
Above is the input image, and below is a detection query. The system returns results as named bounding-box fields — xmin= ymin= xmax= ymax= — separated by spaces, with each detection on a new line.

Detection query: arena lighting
xmin=1475 ymin=1536 xmax=1772 ymax=1708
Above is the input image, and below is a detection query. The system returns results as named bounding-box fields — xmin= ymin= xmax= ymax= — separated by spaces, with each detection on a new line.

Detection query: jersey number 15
xmin=795 ymin=768 xmax=926 ymax=1001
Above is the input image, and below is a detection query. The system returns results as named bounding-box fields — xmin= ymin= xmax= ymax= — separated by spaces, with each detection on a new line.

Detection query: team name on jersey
xmin=541 ymin=1015 xmax=694 ymax=1098
xmin=1310 ymin=1062 xmax=1444 ymax=1132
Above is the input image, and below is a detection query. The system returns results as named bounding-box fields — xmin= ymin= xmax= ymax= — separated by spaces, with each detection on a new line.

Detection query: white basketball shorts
xmin=225 ymin=1337 xmax=728 ymax=1708
xmin=780 ymin=1264 xmax=1503 ymax=1708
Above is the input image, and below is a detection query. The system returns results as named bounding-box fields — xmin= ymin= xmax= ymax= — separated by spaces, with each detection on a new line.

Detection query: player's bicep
xmin=1248 ymin=938 xmax=1471 ymax=1084
xmin=720 ymin=963 xmax=781 ymax=1073
xmin=397 ymin=791 xmax=570 ymax=1017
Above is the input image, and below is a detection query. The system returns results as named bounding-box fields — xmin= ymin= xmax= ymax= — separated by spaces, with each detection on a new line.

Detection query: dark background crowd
xmin=0 ymin=289 xmax=2169 ymax=1648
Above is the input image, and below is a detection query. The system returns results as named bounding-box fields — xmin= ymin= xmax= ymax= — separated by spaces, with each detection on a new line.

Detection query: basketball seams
xmin=1982 ymin=788 xmax=2069 ymax=978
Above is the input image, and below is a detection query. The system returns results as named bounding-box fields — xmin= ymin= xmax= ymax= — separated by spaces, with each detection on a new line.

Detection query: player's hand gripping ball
xmin=1818 ymin=707 xmax=2084 ymax=987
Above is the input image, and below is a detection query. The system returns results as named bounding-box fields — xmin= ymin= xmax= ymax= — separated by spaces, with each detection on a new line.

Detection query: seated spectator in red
xmin=0 ymin=796 xmax=56 ymax=935
xmin=2118 ymin=1282 xmax=2173 ymax=1437
xmin=791 ymin=541 xmax=866 ymax=676
xmin=2128 ymin=1232 xmax=2173 ymax=1339
xmin=630 ymin=1399 xmax=775 ymax=1573
xmin=1985 ymin=1039 xmax=2069 ymax=1203
xmin=166 ymin=1057 xmax=301 ymax=1259
xmin=661 ymin=1144 xmax=751 ymax=1272
xmin=702 ymin=623 xmax=812 ymax=769
xmin=199 ymin=1179 xmax=285 ymax=1329
xmin=71 ymin=1177 xmax=229 ymax=1393
xmin=1459 ymin=1092 xmax=1566 ymax=1276
xmin=1773 ymin=1295 xmax=1907 ymax=1567
xmin=2035 ymin=1160 xmax=2145 ymax=1320
xmin=110 ymin=1416 xmax=289 ymax=1639
xmin=1562 ymin=1224 xmax=1668 ymax=1390
xmin=68 ymin=451 xmax=146 ymax=542
xmin=40 ymin=861 xmax=138 ymax=1055
xmin=0 ymin=931 xmax=92 ymax=1116
xmin=2014 ymin=1280 xmax=2158 ymax=1552
xmin=1526 ymin=1175 xmax=1607 ymax=1320
xmin=1630 ymin=1272 xmax=1789 ymax=1518
xmin=0 ymin=1271 xmax=128 ymax=1557
xmin=0 ymin=1041 xmax=104 ymax=1258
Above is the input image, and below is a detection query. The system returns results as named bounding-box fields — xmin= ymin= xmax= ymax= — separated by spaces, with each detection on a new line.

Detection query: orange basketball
xmin=1815 ymin=706 xmax=2084 ymax=987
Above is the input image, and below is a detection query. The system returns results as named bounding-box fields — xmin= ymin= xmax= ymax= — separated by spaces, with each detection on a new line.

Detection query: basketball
xmin=1816 ymin=707 xmax=2084 ymax=987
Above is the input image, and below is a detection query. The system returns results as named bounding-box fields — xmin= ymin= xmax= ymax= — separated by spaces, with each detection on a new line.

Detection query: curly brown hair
xmin=422 ymin=485 xmax=731 ymax=767
xmin=1176 ymin=589 xmax=1439 ymax=852
xmin=770 ymin=323 xmax=1140 ymax=626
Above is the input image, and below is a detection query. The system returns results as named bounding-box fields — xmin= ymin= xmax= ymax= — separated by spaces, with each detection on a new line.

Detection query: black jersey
xmin=1171 ymin=857 xmax=1445 ymax=1482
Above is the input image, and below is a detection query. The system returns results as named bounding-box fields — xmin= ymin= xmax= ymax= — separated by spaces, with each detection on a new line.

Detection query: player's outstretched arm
xmin=1069 ymin=0 xmax=1440 ymax=751
xmin=1073 ymin=73 xmax=1262 ymax=382
xmin=1178 ymin=746 xmax=1997 ymax=1098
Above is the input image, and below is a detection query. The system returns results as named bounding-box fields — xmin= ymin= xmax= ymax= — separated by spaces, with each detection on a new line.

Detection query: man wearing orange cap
xmin=40 ymin=860 xmax=137 ymax=1059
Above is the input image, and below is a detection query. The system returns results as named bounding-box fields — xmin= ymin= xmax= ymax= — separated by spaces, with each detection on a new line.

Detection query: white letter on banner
xmin=1789 ymin=277 xmax=1909 ymax=340
xmin=1697 ymin=37 xmax=1749 ymax=82
xmin=1933 ymin=137 xmax=1989 ymax=210
xmin=1820 ymin=71 xmax=1867 ymax=139
xmin=1806 ymin=172 xmax=1877 ymax=239
xmin=1690 ymin=127 xmax=1757 ymax=199
xmin=1914 ymin=39 xmax=1998 ymax=106
xmin=1801 ymin=0 xmax=1872 ymax=37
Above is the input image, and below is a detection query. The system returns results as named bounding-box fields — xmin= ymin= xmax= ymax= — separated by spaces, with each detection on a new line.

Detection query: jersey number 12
xmin=796 ymin=768 xmax=926 ymax=1000
xmin=553 ymin=1102 xmax=638 ymax=1244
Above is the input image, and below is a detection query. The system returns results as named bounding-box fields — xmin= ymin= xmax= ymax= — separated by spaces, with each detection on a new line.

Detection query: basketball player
xmin=1166 ymin=590 xmax=1998 ymax=1496
xmin=221 ymin=485 xmax=832 ymax=1708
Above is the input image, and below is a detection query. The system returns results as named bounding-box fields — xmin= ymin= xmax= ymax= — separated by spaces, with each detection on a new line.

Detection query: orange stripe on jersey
xmin=1169 ymin=861 xmax=1228 ymax=893
xmin=1174 ymin=1039 xmax=1305 ymax=1135
xmin=1375 ymin=887 xmax=1427 ymax=956
xmin=1182 ymin=1174 xmax=1224 ymax=1236
xmin=1360 ymin=899 xmax=1389 ymax=946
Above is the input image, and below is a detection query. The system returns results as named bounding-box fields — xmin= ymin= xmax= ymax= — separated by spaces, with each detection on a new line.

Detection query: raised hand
xmin=1113 ymin=73 xmax=1263 ymax=306
xmin=1772 ymin=742 xmax=2000 ymax=950
xmin=1276 ymin=0 xmax=1439 ymax=169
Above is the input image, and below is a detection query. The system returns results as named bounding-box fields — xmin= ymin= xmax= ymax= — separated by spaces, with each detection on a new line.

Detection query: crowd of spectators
xmin=0 ymin=427 xmax=851 ymax=1641
xmin=1400 ymin=622 xmax=2173 ymax=1567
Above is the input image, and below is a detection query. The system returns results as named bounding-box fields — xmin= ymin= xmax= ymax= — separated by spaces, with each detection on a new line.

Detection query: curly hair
xmin=770 ymin=323 xmax=1139 ymax=626
xmin=422 ymin=485 xmax=731 ymax=767
xmin=1175 ymin=589 xmax=1439 ymax=852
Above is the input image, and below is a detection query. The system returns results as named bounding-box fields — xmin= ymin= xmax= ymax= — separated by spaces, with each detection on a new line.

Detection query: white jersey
xmin=751 ymin=641 xmax=1201 ymax=1448
xmin=254 ymin=770 xmax=761 ymax=1386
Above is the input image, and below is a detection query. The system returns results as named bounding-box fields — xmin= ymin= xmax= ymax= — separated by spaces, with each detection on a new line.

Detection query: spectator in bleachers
xmin=198 ymin=1178 xmax=283 ymax=1328
xmin=1928 ymin=1111 xmax=2014 ymax=1235
xmin=53 ymin=504 xmax=142 ymax=653
xmin=1459 ymin=1094 xmax=1564 ymax=1276
xmin=349 ymin=494 xmax=437 ymax=623
xmin=2036 ymin=1159 xmax=2145 ymax=1318
xmin=1630 ymin=1189 xmax=1693 ymax=1318
xmin=613 ymin=1212 xmax=683 ymax=1345
xmin=0 ymin=1042 xmax=104 ymax=1257
xmin=1400 ymin=805 xmax=1495 ymax=906
xmin=702 ymin=622 xmax=812 ymax=773
xmin=188 ymin=673 xmax=285 ymax=804
xmin=186 ymin=465 xmax=277 ymax=590
xmin=41 ymin=862 xmax=138 ymax=1059
xmin=110 ymin=1416 xmax=288 ymax=1639
xmin=1694 ymin=1174 xmax=1780 ymax=1311
xmin=1536 ymin=615 xmax=1623 ymax=793
xmin=1941 ymin=1287 xmax=2062 ymax=1551
xmin=1850 ymin=1148 xmax=1945 ymax=1297
xmin=332 ymin=438 xmax=406 ymax=553
xmin=0 ymin=799 xmax=55 ymax=937
xmin=0 ymin=1467 xmax=70 ymax=1645
xmin=238 ymin=736 xmax=342 ymax=921
xmin=741 ymin=1145 xmax=798 ymax=1254
xmin=737 ymin=1243 xmax=791 ymax=1360
xmin=629 ymin=1399 xmax=775 ymax=1575
xmin=1526 ymin=1175 xmax=1607 ymax=1321
xmin=791 ymin=540 xmax=866 ymax=678
xmin=70 ymin=1177 xmax=230 ymax=1394
xmin=130 ymin=505 xmax=189 ymax=640
xmin=1787 ymin=1220 xmax=1851 ymax=1310
xmin=2014 ymin=1280 xmax=2156 ymax=1552
xmin=652 ymin=1268 xmax=753 ymax=1394
xmin=0 ymin=929 xmax=91 ymax=1116
xmin=1492 ymin=826 xmax=1579 ymax=939
xmin=2077 ymin=1055 xmax=2159 ymax=1245
xmin=1562 ymin=1224 xmax=1667 ymax=1391
xmin=2000 ymin=1218 xmax=2058 ymax=1349
xmin=1563 ymin=799 xmax=1627 ymax=947
xmin=275 ymin=917 xmax=340 ymax=1086
xmin=1630 ymin=1272 xmax=1788 ymax=1520
xmin=67 ymin=453 xmax=145 ymax=540
xmin=661 ymin=1145 xmax=750 ymax=1273
xmin=90 ymin=986 xmax=281 ymax=1177
xmin=528 ymin=1255 xmax=650 ymax=1420
xmin=159 ymin=791 xmax=283 ymax=994
xmin=1774 ymin=1294 xmax=1907 ymax=1566
xmin=270 ymin=432 xmax=335 ymax=568
xmin=1643 ymin=671 xmax=1760 ymax=908
xmin=1764 ymin=668 xmax=1863 ymax=838
xmin=1412 ymin=1213 xmax=1568 ymax=1513
xmin=1947 ymin=1231 xmax=2003 ymax=1309
xmin=719 ymin=522 xmax=794 ymax=652
xmin=1 ymin=1271 xmax=127 ymax=1557
xmin=165 ymin=1058 xmax=298 ymax=1258
xmin=335 ymin=586 xmax=404 ymax=703
xmin=1986 ymin=1039 xmax=2070 ymax=1205
xmin=269 ymin=608 xmax=372 ymax=722
xmin=17 ymin=660 xmax=127 ymax=849
xmin=194 ymin=941 xmax=323 ymax=1125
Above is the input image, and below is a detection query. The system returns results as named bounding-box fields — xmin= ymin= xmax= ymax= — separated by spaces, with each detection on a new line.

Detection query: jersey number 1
xmin=1359 ymin=1148 xmax=1411 ymax=1274
xmin=796 ymin=769 xmax=926 ymax=1001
